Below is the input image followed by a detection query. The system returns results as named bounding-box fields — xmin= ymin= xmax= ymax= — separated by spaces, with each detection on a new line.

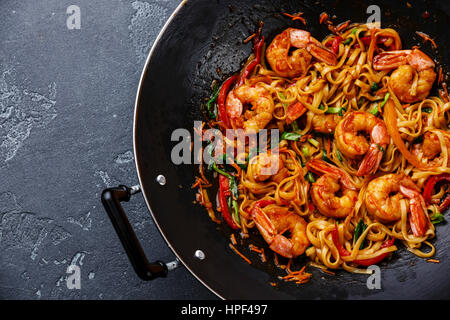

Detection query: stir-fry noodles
xmin=195 ymin=18 xmax=449 ymax=280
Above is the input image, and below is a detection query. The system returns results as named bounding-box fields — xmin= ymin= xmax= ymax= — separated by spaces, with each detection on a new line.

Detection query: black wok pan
xmin=102 ymin=0 xmax=450 ymax=299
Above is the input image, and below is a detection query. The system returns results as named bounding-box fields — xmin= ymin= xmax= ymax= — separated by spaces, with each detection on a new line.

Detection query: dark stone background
xmin=0 ymin=0 xmax=216 ymax=299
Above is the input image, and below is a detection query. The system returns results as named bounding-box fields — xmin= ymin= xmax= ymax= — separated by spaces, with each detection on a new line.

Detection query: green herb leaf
xmin=228 ymin=176 xmax=239 ymax=199
xmin=431 ymin=212 xmax=445 ymax=225
xmin=206 ymin=83 xmax=220 ymax=119
xmin=305 ymin=171 xmax=316 ymax=183
xmin=325 ymin=107 xmax=343 ymax=114
xmin=205 ymin=143 xmax=215 ymax=170
xmin=308 ymin=138 xmax=320 ymax=148
xmin=370 ymin=93 xmax=390 ymax=116
xmin=281 ymin=132 xmax=303 ymax=141
xmin=380 ymin=93 xmax=390 ymax=108
xmin=278 ymin=92 xmax=288 ymax=108
xmin=343 ymin=38 xmax=352 ymax=45
xmin=336 ymin=149 xmax=343 ymax=161
xmin=358 ymin=97 xmax=365 ymax=107
xmin=375 ymin=143 xmax=385 ymax=154
xmin=302 ymin=146 xmax=310 ymax=158
xmin=231 ymin=199 xmax=241 ymax=226
xmin=369 ymin=103 xmax=379 ymax=115
xmin=370 ymin=82 xmax=379 ymax=93
xmin=422 ymin=107 xmax=433 ymax=114
xmin=322 ymin=150 xmax=334 ymax=164
xmin=212 ymin=162 xmax=233 ymax=180
xmin=353 ymin=219 xmax=368 ymax=249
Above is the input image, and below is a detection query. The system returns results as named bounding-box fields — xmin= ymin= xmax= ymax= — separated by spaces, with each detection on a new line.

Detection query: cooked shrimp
xmin=248 ymin=152 xmax=284 ymax=182
xmin=373 ymin=49 xmax=436 ymax=103
xmin=225 ymin=84 xmax=275 ymax=133
xmin=413 ymin=129 xmax=450 ymax=166
xmin=365 ymin=174 xmax=429 ymax=237
xmin=251 ymin=202 xmax=310 ymax=258
xmin=266 ymin=28 xmax=337 ymax=78
xmin=335 ymin=111 xmax=390 ymax=176
xmin=310 ymin=112 xmax=342 ymax=134
xmin=307 ymin=159 xmax=358 ymax=218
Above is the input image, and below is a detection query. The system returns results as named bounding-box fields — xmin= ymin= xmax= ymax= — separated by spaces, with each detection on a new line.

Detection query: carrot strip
xmin=376 ymin=87 xmax=388 ymax=96
xmin=321 ymin=269 xmax=336 ymax=276
xmin=230 ymin=233 xmax=237 ymax=245
xmin=261 ymin=249 xmax=267 ymax=263
xmin=249 ymin=244 xmax=263 ymax=254
xmin=336 ymin=20 xmax=350 ymax=32
xmin=191 ymin=177 xmax=202 ymax=189
xmin=243 ymin=33 xmax=257 ymax=44
xmin=319 ymin=12 xmax=329 ymax=24
xmin=230 ymin=161 xmax=242 ymax=176
xmin=229 ymin=244 xmax=252 ymax=264
xmin=282 ymin=12 xmax=306 ymax=25
xmin=440 ymin=83 xmax=449 ymax=102
xmin=438 ymin=67 xmax=443 ymax=85
xmin=416 ymin=31 xmax=437 ymax=49
xmin=281 ymin=265 xmax=312 ymax=284
xmin=427 ymin=259 xmax=440 ymax=263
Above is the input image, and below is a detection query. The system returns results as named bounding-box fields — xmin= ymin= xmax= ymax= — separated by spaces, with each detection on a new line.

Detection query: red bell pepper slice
xmin=331 ymin=36 xmax=342 ymax=54
xmin=331 ymin=225 xmax=350 ymax=257
xmin=353 ymin=238 xmax=395 ymax=266
xmin=359 ymin=36 xmax=372 ymax=46
xmin=357 ymin=35 xmax=395 ymax=50
xmin=440 ymin=196 xmax=450 ymax=212
xmin=237 ymin=36 xmax=265 ymax=86
xmin=218 ymin=175 xmax=239 ymax=230
xmin=331 ymin=225 xmax=395 ymax=266
xmin=423 ymin=173 xmax=450 ymax=212
xmin=217 ymin=75 xmax=238 ymax=128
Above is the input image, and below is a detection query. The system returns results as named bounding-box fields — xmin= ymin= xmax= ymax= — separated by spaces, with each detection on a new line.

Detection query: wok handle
xmin=101 ymin=185 xmax=168 ymax=280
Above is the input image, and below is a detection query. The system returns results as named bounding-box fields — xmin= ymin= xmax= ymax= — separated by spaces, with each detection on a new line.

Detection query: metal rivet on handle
xmin=156 ymin=174 xmax=166 ymax=185
xmin=194 ymin=250 xmax=205 ymax=260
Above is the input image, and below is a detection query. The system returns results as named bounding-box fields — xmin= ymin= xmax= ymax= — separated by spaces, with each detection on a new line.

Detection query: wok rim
xmin=132 ymin=0 xmax=223 ymax=300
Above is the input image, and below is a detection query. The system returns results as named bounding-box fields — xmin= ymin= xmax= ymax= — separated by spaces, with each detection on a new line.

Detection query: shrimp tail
xmin=357 ymin=144 xmax=383 ymax=176
xmin=407 ymin=49 xmax=435 ymax=71
xmin=306 ymin=159 xmax=357 ymax=190
xmin=307 ymin=42 xmax=338 ymax=66
xmin=408 ymin=198 xmax=428 ymax=237
xmin=270 ymin=235 xmax=294 ymax=258
xmin=374 ymin=48 xmax=435 ymax=71
xmin=399 ymin=183 xmax=429 ymax=237
xmin=288 ymin=29 xmax=337 ymax=65
xmin=373 ymin=50 xmax=410 ymax=70
xmin=357 ymin=120 xmax=389 ymax=176
xmin=252 ymin=207 xmax=276 ymax=244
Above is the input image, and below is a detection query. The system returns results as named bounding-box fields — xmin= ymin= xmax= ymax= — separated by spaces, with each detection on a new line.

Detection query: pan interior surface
xmin=134 ymin=0 xmax=450 ymax=299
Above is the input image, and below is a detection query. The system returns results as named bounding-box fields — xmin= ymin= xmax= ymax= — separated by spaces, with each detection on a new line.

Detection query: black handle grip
xmin=101 ymin=185 xmax=168 ymax=280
